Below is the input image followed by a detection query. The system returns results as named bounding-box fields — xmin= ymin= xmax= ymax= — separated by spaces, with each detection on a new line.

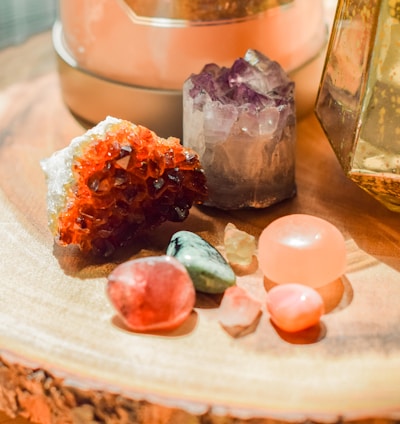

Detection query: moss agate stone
xmin=183 ymin=49 xmax=296 ymax=210
xmin=166 ymin=231 xmax=236 ymax=294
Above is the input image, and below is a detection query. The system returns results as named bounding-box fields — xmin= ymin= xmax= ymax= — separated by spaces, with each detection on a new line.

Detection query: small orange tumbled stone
xmin=266 ymin=283 xmax=324 ymax=333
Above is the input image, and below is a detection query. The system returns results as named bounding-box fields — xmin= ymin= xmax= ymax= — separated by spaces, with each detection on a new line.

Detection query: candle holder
xmin=54 ymin=0 xmax=327 ymax=138
xmin=315 ymin=0 xmax=400 ymax=212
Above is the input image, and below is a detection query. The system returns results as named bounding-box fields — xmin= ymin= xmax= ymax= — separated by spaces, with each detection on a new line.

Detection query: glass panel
xmin=315 ymin=0 xmax=379 ymax=172
xmin=119 ymin=0 xmax=294 ymax=26
xmin=316 ymin=0 xmax=400 ymax=212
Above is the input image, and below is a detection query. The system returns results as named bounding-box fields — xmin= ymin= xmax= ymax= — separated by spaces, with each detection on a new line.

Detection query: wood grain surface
xmin=1 ymin=32 xmax=400 ymax=424
xmin=0 ymin=411 xmax=31 ymax=424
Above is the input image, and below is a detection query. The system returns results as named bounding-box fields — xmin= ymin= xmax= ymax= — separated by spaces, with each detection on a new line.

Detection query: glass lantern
xmin=315 ymin=0 xmax=400 ymax=212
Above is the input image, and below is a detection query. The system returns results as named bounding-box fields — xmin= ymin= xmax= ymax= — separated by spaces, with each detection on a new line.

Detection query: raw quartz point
xmin=218 ymin=286 xmax=262 ymax=338
xmin=166 ymin=231 xmax=235 ymax=294
xmin=106 ymin=256 xmax=195 ymax=332
xmin=224 ymin=223 xmax=256 ymax=267
xmin=258 ymin=214 xmax=346 ymax=288
xmin=183 ymin=49 xmax=296 ymax=210
xmin=266 ymin=283 xmax=324 ymax=333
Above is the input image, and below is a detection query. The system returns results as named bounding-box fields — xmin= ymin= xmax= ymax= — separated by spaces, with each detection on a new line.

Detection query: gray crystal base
xmin=202 ymin=178 xmax=296 ymax=210
xmin=192 ymin=129 xmax=297 ymax=210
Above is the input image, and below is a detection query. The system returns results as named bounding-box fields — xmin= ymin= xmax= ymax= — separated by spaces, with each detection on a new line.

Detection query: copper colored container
xmin=54 ymin=0 xmax=328 ymax=137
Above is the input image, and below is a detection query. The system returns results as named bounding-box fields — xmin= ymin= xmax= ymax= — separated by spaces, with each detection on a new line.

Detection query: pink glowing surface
xmin=258 ymin=214 xmax=346 ymax=288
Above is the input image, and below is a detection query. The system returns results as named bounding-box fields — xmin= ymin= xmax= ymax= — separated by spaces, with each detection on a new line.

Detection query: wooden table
xmin=1 ymin=31 xmax=400 ymax=424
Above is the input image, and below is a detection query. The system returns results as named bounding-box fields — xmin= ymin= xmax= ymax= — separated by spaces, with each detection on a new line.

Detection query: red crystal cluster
xmin=57 ymin=121 xmax=208 ymax=256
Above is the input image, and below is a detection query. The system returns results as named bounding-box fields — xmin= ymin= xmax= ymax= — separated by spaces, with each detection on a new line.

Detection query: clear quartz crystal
xmin=183 ymin=49 xmax=296 ymax=210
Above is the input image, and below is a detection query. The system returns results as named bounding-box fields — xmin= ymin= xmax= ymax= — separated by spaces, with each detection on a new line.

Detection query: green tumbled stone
xmin=166 ymin=231 xmax=236 ymax=294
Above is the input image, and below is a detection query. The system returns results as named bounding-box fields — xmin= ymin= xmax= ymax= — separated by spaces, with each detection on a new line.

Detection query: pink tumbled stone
xmin=218 ymin=286 xmax=262 ymax=327
xmin=107 ymin=255 xmax=195 ymax=332
xmin=266 ymin=283 xmax=324 ymax=332
xmin=258 ymin=214 xmax=346 ymax=288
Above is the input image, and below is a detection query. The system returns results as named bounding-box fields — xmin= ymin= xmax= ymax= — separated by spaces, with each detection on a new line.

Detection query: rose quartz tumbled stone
xmin=107 ymin=256 xmax=195 ymax=332
xmin=258 ymin=214 xmax=346 ymax=288
xmin=218 ymin=286 xmax=262 ymax=337
xmin=218 ymin=286 xmax=262 ymax=328
xmin=266 ymin=283 xmax=324 ymax=332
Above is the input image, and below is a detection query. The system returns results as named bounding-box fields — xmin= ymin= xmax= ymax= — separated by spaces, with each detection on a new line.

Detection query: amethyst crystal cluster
xmin=183 ymin=49 xmax=296 ymax=209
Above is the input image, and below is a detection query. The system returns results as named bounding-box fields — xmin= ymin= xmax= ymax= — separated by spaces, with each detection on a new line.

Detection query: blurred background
xmin=0 ymin=0 xmax=57 ymax=49
xmin=0 ymin=0 xmax=337 ymax=49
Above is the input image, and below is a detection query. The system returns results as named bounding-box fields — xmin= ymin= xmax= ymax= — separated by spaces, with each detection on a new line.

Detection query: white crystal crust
xmin=40 ymin=116 xmax=127 ymax=232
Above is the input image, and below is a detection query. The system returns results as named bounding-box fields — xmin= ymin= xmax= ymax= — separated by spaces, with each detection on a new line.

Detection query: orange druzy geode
xmin=41 ymin=116 xmax=208 ymax=256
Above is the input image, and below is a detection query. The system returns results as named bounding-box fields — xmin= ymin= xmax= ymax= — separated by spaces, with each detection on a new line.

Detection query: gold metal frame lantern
xmin=315 ymin=0 xmax=400 ymax=212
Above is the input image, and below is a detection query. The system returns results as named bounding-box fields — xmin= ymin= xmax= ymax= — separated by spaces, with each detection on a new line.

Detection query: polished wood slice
xmin=1 ymin=34 xmax=400 ymax=424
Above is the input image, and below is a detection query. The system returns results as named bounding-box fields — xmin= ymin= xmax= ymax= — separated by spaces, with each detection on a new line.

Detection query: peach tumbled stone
xmin=218 ymin=286 xmax=262 ymax=327
xmin=266 ymin=283 xmax=324 ymax=333
xmin=107 ymin=255 xmax=195 ymax=332
xmin=258 ymin=214 xmax=346 ymax=288
xmin=218 ymin=286 xmax=262 ymax=337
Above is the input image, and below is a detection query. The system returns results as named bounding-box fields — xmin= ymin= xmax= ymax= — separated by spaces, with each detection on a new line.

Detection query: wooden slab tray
xmin=1 ymin=32 xmax=400 ymax=424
